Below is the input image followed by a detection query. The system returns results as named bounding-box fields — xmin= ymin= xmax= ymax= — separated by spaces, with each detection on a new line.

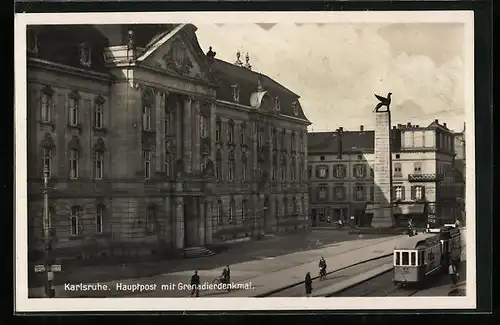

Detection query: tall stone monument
xmin=372 ymin=93 xmax=394 ymax=228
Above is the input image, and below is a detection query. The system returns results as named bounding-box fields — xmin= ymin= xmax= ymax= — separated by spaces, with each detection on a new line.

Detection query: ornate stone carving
xmin=163 ymin=40 xmax=194 ymax=75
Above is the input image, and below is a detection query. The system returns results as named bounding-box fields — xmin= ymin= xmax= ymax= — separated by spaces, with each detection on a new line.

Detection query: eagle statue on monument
xmin=373 ymin=92 xmax=392 ymax=112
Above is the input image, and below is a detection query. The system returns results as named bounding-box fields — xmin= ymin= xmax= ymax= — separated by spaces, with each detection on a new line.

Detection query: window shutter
xmin=411 ymin=186 xmax=416 ymax=200
xmin=402 ymin=186 xmax=406 ymax=200
xmin=421 ymin=186 xmax=426 ymax=200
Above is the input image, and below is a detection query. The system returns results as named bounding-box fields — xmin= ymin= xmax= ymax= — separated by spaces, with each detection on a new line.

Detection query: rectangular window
xmin=318 ymin=187 xmax=327 ymax=200
xmin=95 ymin=103 xmax=104 ymax=128
xmin=69 ymin=98 xmax=79 ymax=126
xmin=402 ymin=251 xmax=409 ymax=266
xmin=70 ymin=216 xmax=78 ymax=236
xmin=94 ymin=151 xmax=103 ymax=179
xmin=410 ymin=251 xmax=416 ymax=266
xmin=229 ymin=201 xmax=235 ymax=222
xmin=69 ymin=149 xmax=79 ymax=179
xmin=215 ymin=121 xmax=221 ymax=142
xmin=215 ymin=158 xmax=221 ymax=180
xmin=165 ymin=154 xmax=171 ymax=177
xmin=217 ymin=202 xmax=222 ymax=225
xmin=240 ymin=127 xmax=245 ymax=145
xmin=335 ymin=186 xmax=344 ymax=200
xmin=394 ymin=186 xmax=404 ymax=200
xmin=355 ymin=185 xmax=364 ymax=201
xmin=228 ymin=124 xmax=234 ymax=144
xmin=414 ymin=162 xmax=422 ymax=174
xmin=42 ymin=147 xmax=52 ymax=178
xmin=142 ymin=105 xmax=151 ymax=131
xmin=415 ymin=186 xmax=423 ymax=200
xmin=395 ymin=252 xmax=400 ymax=266
xmin=394 ymin=163 xmax=402 ymax=177
xmin=272 ymin=162 xmax=276 ymax=180
xmin=257 ymin=161 xmax=263 ymax=177
xmin=318 ymin=166 xmax=327 ymax=178
xmin=242 ymin=162 xmax=246 ymax=182
xmin=41 ymin=93 xmax=52 ymax=122
xmin=291 ymin=164 xmax=296 ymax=182
xmin=143 ymin=150 xmax=151 ymax=180
xmin=418 ymin=251 xmax=424 ymax=265
xmin=308 ymin=166 xmax=312 ymax=179
xmin=96 ymin=207 xmax=103 ymax=233
xmin=242 ymin=200 xmax=247 ymax=220
xmin=281 ymin=165 xmax=286 ymax=182
xmin=228 ymin=160 xmax=234 ymax=181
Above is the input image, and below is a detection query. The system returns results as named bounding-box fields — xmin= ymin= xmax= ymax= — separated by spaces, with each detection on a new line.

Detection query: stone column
xmin=205 ymin=201 xmax=213 ymax=244
xmin=175 ymin=196 xmax=185 ymax=249
xmin=175 ymin=95 xmax=183 ymax=161
xmin=198 ymin=198 xmax=206 ymax=246
xmin=372 ymin=110 xmax=394 ymax=228
xmin=192 ymin=99 xmax=201 ymax=173
xmin=183 ymin=97 xmax=192 ymax=174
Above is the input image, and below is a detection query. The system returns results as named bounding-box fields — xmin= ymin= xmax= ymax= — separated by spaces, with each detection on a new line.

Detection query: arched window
xmin=165 ymin=153 xmax=172 ymax=178
xmin=94 ymin=96 xmax=105 ymax=129
xmin=281 ymin=156 xmax=287 ymax=182
xmin=272 ymin=159 xmax=277 ymax=181
xmin=96 ymin=205 xmax=105 ymax=233
xmin=215 ymin=117 xmax=221 ymax=142
xmin=70 ymin=206 xmax=83 ymax=236
xmin=42 ymin=147 xmax=53 ymax=178
xmin=227 ymin=156 xmax=235 ymax=182
xmin=142 ymin=88 xmax=154 ymax=131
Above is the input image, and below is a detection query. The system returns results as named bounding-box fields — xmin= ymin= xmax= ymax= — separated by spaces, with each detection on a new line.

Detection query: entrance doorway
xmin=183 ymin=197 xmax=199 ymax=247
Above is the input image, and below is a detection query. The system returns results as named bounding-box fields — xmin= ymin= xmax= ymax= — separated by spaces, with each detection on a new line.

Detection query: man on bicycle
xmin=319 ymin=257 xmax=327 ymax=277
xmin=221 ymin=265 xmax=231 ymax=284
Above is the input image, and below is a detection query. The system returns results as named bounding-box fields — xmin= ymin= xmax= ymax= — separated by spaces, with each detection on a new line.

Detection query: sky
xmin=195 ymin=23 xmax=466 ymax=132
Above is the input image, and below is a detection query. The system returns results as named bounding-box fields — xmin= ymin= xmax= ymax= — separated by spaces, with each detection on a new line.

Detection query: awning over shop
xmin=364 ymin=203 xmax=426 ymax=215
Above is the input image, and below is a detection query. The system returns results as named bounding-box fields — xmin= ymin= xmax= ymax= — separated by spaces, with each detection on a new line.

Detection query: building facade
xmin=308 ymin=120 xmax=464 ymax=227
xmin=26 ymin=24 xmax=310 ymax=260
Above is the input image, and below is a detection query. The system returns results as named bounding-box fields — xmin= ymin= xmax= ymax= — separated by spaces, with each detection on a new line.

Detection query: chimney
xmin=397 ymin=124 xmax=402 ymax=129
xmin=392 ymin=126 xmax=397 ymax=130
xmin=443 ymin=123 xmax=447 ymax=128
xmin=407 ymin=122 xmax=411 ymax=127
xmin=435 ymin=119 xmax=439 ymax=124
xmin=338 ymin=127 xmax=343 ymax=133
xmin=337 ymin=127 xmax=343 ymax=159
xmin=415 ymin=125 xmax=419 ymax=128
xmin=360 ymin=125 xmax=364 ymax=132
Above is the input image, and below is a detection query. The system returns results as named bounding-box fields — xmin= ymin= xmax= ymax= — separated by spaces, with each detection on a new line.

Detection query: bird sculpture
xmin=373 ymin=92 xmax=392 ymax=112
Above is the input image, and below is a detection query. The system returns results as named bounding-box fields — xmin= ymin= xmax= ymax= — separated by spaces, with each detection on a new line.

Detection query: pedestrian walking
xmin=448 ymin=262 xmax=458 ymax=287
xmin=190 ymin=270 xmax=200 ymax=297
xmin=305 ymin=272 xmax=312 ymax=297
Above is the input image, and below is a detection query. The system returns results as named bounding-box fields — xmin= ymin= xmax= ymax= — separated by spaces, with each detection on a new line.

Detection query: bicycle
xmin=211 ymin=277 xmax=231 ymax=291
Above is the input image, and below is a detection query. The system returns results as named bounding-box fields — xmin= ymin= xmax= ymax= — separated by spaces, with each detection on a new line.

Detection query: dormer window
xmin=79 ymin=43 xmax=92 ymax=68
xmin=274 ymin=97 xmax=280 ymax=111
xmin=27 ymin=29 xmax=38 ymax=55
xmin=231 ymin=84 xmax=240 ymax=103
xmin=292 ymin=101 xmax=299 ymax=116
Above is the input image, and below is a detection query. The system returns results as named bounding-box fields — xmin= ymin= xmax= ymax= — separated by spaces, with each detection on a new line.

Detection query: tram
xmin=393 ymin=226 xmax=461 ymax=287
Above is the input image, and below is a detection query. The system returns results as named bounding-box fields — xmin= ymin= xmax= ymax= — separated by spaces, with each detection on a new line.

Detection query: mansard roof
xmin=211 ymin=59 xmax=309 ymax=121
xmin=308 ymin=128 xmax=403 ymax=154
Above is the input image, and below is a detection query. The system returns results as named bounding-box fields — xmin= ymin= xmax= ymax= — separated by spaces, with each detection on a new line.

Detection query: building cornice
xmin=28 ymin=57 xmax=112 ymax=83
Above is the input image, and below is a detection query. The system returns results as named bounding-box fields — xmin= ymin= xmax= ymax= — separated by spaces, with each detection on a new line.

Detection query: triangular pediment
xmin=137 ymin=25 xmax=213 ymax=83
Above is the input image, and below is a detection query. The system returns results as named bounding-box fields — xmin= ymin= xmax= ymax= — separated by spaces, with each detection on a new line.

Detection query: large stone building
xmin=307 ymin=120 xmax=464 ymax=227
xmin=26 ymin=24 xmax=310 ymax=260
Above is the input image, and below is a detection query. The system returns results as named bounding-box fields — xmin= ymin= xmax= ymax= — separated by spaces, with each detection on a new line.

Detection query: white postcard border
xmin=14 ymin=11 xmax=476 ymax=312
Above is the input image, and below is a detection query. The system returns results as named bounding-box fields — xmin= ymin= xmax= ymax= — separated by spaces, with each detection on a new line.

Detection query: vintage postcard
xmin=14 ymin=11 xmax=475 ymax=312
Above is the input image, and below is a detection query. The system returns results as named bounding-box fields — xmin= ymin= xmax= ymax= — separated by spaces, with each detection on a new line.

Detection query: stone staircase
xmin=183 ymin=246 xmax=216 ymax=259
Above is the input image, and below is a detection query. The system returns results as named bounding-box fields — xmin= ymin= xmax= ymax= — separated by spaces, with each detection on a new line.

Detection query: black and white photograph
xmin=15 ymin=11 xmax=475 ymax=312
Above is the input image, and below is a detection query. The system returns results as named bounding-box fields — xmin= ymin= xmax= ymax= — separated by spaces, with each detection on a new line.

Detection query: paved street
xmin=29 ymin=231 xmax=403 ymax=298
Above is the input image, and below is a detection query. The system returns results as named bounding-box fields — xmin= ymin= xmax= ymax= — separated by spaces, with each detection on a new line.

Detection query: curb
xmin=255 ymin=253 xmax=393 ymax=297
xmin=324 ymin=264 xmax=393 ymax=297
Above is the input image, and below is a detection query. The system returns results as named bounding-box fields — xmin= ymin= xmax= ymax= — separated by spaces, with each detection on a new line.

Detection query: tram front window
xmin=410 ymin=252 xmax=416 ymax=266
xmin=395 ymin=252 xmax=400 ymax=265
xmin=402 ymin=252 xmax=409 ymax=266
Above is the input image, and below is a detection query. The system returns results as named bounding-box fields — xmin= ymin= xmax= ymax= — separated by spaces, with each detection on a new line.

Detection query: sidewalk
xmin=29 ymin=234 xmax=405 ymax=298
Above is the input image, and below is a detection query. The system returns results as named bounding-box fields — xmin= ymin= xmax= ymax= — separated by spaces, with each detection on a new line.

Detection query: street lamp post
xmin=42 ymin=166 xmax=54 ymax=298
